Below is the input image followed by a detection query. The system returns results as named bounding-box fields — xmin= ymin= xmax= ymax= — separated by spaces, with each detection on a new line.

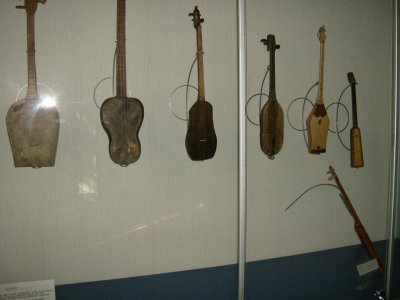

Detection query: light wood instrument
xmin=347 ymin=72 xmax=364 ymax=168
xmin=306 ymin=26 xmax=329 ymax=154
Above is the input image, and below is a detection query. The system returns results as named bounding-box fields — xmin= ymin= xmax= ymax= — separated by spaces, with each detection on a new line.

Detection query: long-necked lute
xmin=185 ymin=6 xmax=217 ymax=161
xmin=347 ymin=72 xmax=364 ymax=168
xmin=306 ymin=26 xmax=329 ymax=154
xmin=6 ymin=0 xmax=60 ymax=168
xmin=260 ymin=35 xmax=284 ymax=158
xmin=329 ymin=166 xmax=384 ymax=271
xmin=100 ymin=0 xmax=144 ymax=166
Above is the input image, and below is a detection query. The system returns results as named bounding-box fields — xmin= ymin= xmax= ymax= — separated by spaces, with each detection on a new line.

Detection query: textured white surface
xmin=0 ymin=0 xmax=392 ymax=286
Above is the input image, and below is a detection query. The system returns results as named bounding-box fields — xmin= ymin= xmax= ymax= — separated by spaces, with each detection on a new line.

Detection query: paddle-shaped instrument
xmin=185 ymin=6 xmax=217 ymax=161
xmin=347 ymin=72 xmax=364 ymax=168
xmin=6 ymin=0 xmax=60 ymax=168
xmin=260 ymin=35 xmax=284 ymax=159
xmin=100 ymin=0 xmax=144 ymax=166
xmin=306 ymin=26 xmax=329 ymax=154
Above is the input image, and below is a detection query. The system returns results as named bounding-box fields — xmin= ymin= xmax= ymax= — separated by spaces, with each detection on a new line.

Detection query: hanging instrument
xmin=347 ymin=72 xmax=364 ymax=168
xmin=306 ymin=26 xmax=329 ymax=154
xmin=100 ymin=0 xmax=144 ymax=166
xmin=6 ymin=0 xmax=60 ymax=168
xmin=260 ymin=35 xmax=284 ymax=159
xmin=185 ymin=6 xmax=217 ymax=161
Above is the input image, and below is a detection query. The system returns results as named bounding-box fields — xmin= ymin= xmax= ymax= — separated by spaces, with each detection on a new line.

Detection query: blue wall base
xmin=56 ymin=240 xmax=398 ymax=299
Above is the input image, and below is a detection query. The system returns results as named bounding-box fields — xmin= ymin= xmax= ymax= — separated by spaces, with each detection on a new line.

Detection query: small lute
xmin=306 ymin=26 xmax=329 ymax=154
xmin=260 ymin=35 xmax=284 ymax=159
xmin=185 ymin=6 xmax=217 ymax=161
xmin=6 ymin=0 xmax=60 ymax=168
xmin=100 ymin=0 xmax=144 ymax=166
xmin=347 ymin=72 xmax=364 ymax=168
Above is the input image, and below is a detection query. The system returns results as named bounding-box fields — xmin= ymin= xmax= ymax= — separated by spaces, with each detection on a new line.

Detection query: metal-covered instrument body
xmin=185 ymin=6 xmax=217 ymax=161
xmin=6 ymin=0 xmax=60 ymax=168
xmin=347 ymin=72 xmax=364 ymax=168
xmin=260 ymin=35 xmax=284 ymax=158
xmin=100 ymin=0 xmax=144 ymax=166
xmin=306 ymin=26 xmax=329 ymax=154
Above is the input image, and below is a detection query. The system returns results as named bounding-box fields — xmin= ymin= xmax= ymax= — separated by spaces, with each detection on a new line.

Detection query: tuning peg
xmin=260 ymin=39 xmax=267 ymax=45
xmin=16 ymin=5 xmax=25 ymax=9
xmin=200 ymin=18 xmax=204 ymax=23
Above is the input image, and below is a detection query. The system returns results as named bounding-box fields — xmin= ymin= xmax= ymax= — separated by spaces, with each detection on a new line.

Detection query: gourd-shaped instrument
xmin=6 ymin=0 xmax=60 ymax=168
xmin=306 ymin=26 xmax=329 ymax=154
xmin=347 ymin=72 xmax=364 ymax=168
xmin=100 ymin=0 xmax=144 ymax=166
xmin=260 ymin=35 xmax=284 ymax=158
xmin=185 ymin=6 xmax=217 ymax=161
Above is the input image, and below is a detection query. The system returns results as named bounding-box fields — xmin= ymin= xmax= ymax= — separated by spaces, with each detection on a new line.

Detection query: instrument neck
xmin=26 ymin=11 xmax=38 ymax=98
xmin=316 ymin=41 xmax=325 ymax=104
xmin=350 ymin=84 xmax=358 ymax=127
xmin=269 ymin=50 xmax=276 ymax=100
xmin=196 ymin=25 xmax=205 ymax=101
xmin=116 ymin=0 xmax=127 ymax=98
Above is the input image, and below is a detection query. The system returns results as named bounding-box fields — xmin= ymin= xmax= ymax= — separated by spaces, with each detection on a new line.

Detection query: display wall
xmin=0 ymin=0 xmax=393 ymax=297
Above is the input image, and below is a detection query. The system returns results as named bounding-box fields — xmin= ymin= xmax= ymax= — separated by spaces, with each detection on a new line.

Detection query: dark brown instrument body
xmin=100 ymin=97 xmax=143 ymax=166
xmin=306 ymin=26 xmax=329 ymax=154
xmin=260 ymin=35 xmax=284 ymax=158
xmin=6 ymin=0 xmax=60 ymax=168
xmin=185 ymin=6 xmax=217 ymax=161
xmin=185 ymin=100 xmax=217 ymax=161
xmin=329 ymin=166 xmax=384 ymax=271
xmin=100 ymin=0 xmax=143 ymax=166
xmin=347 ymin=72 xmax=364 ymax=168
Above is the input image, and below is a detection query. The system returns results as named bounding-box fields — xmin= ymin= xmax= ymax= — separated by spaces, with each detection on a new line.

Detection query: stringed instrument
xmin=306 ymin=26 xmax=329 ymax=154
xmin=260 ymin=35 xmax=284 ymax=159
xmin=328 ymin=166 xmax=384 ymax=271
xmin=347 ymin=72 xmax=364 ymax=168
xmin=6 ymin=0 xmax=60 ymax=168
xmin=185 ymin=6 xmax=217 ymax=161
xmin=100 ymin=0 xmax=144 ymax=166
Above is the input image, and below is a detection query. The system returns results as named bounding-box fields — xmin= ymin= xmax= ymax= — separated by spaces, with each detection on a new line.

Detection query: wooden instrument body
xmin=100 ymin=96 xmax=143 ymax=166
xmin=7 ymin=98 xmax=59 ymax=168
xmin=186 ymin=6 xmax=217 ymax=161
xmin=306 ymin=103 xmax=329 ymax=154
xmin=6 ymin=0 xmax=59 ymax=168
xmin=348 ymin=72 xmax=364 ymax=168
xmin=306 ymin=26 xmax=329 ymax=154
xmin=185 ymin=100 xmax=217 ymax=161
xmin=260 ymin=96 xmax=284 ymax=156
xmin=260 ymin=34 xmax=283 ymax=157
xmin=100 ymin=0 xmax=143 ymax=166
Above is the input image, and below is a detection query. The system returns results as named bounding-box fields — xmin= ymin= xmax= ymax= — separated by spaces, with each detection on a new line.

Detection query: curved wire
xmin=287 ymin=96 xmax=314 ymax=132
xmin=285 ymin=183 xmax=338 ymax=211
xmin=246 ymin=67 xmax=270 ymax=126
xmin=168 ymin=55 xmax=198 ymax=124
xmin=15 ymin=82 xmax=56 ymax=102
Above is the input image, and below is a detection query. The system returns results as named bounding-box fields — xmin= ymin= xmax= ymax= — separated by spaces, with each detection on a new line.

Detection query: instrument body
xmin=185 ymin=6 xmax=217 ymax=161
xmin=100 ymin=0 xmax=143 ymax=166
xmin=260 ymin=35 xmax=284 ymax=158
xmin=329 ymin=166 xmax=384 ymax=271
xmin=6 ymin=0 xmax=60 ymax=168
xmin=347 ymin=72 xmax=364 ymax=168
xmin=306 ymin=26 xmax=329 ymax=154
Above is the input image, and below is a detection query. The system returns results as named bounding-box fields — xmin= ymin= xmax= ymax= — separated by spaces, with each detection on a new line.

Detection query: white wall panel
xmin=0 ymin=0 xmax=393 ymax=287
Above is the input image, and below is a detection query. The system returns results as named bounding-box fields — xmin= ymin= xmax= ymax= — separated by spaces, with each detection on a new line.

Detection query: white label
xmin=0 ymin=280 xmax=55 ymax=300
xmin=356 ymin=259 xmax=379 ymax=276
